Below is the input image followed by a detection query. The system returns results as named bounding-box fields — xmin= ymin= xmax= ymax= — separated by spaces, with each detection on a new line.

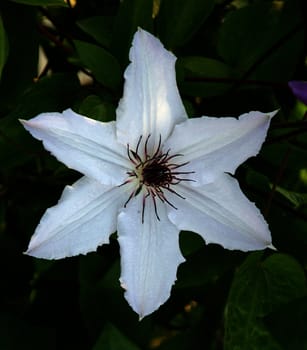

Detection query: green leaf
xmin=111 ymin=0 xmax=153 ymax=67
xmin=78 ymin=95 xmax=115 ymax=122
xmin=74 ymin=40 xmax=121 ymax=89
xmin=178 ymin=56 xmax=234 ymax=97
xmin=0 ymin=15 xmax=9 ymax=81
xmin=157 ymin=0 xmax=215 ymax=48
xmin=179 ymin=230 xmax=205 ymax=257
xmin=176 ymin=244 xmax=242 ymax=289
xmin=0 ymin=313 xmax=55 ymax=350
xmin=224 ymin=253 xmax=307 ymax=350
xmin=262 ymin=143 xmax=307 ymax=188
xmin=79 ymin=255 xmax=152 ymax=344
xmin=265 ymin=296 xmax=307 ymax=350
xmin=92 ymin=323 xmax=141 ymax=350
xmin=77 ymin=16 xmax=112 ymax=48
xmin=0 ymin=4 xmax=39 ymax=113
xmin=9 ymin=73 xmax=80 ymax=119
xmin=218 ymin=1 xmax=304 ymax=81
xmin=274 ymin=185 xmax=307 ymax=208
xmin=245 ymin=169 xmax=271 ymax=193
xmin=218 ymin=3 xmax=277 ymax=69
xmin=0 ymin=73 xmax=80 ymax=170
xmin=9 ymin=0 xmax=68 ymax=6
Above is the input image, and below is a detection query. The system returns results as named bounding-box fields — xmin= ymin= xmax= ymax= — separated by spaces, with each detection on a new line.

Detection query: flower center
xmin=142 ymin=160 xmax=172 ymax=187
xmin=120 ymin=135 xmax=194 ymax=222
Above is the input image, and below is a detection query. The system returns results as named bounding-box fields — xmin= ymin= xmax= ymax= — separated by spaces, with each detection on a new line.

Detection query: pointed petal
xmin=164 ymin=111 xmax=276 ymax=184
xmin=167 ymin=174 xmax=272 ymax=251
xmin=26 ymin=177 xmax=128 ymax=259
xmin=21 ymin=109 xmax=129 ymax=186
xmin=116 ymin=29 xmax=187 ymax=151
xmin=117 ymin=195 xmax=184 ymax=319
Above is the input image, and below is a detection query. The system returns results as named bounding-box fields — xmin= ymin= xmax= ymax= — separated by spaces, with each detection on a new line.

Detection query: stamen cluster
xmin=122 ymin=135 xmax=194 ymax=222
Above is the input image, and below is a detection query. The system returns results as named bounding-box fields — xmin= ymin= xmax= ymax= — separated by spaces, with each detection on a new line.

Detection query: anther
xmin=122 ymin=134 xmax=195 ymax=222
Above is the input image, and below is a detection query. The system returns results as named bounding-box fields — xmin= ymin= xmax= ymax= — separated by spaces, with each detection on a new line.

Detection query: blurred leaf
xmin=268 ymin=203 xmax=307 ymax=262
xmin=9 ymin=73 xmax=80 ymax=119
xmin=157 ymin=0 xmax=215 ymax=48
xmin=74 ymin=40 xmax=121 ymax=89
xmin=179 ymin=57 xmax=232 ymax=77
xmin=77 ymin=16 xmax=113 ymax=48
xmin=78 ymin=95 xmax=116 ymax=122
xmin=262 ymin=142 xmax=307 ymax=188
xmin=265 ymin=296 xmax=307 ymax=350
xmin=250 ymin=29 xmax=303 ymax=82
xmin=176 ymin=240 xmax=242 ymax=289
xmin=0 ymin=15 xmax=9 ymax=81
xmin=178 ymin=56 xmax=233 ymax=97
xmin=0 ymin=115 xmax=34 ymax=170
xmin=218 ymin=3 xmax=277 ymax=69
xmin=246 ymin=168 xmax=271 ymax=193
xmin=79 ymin=253 xmax=152 ymax=346
xmin=274 ymin=185 xmax=307 ymax=208
xmin=0 ymin=73 xmax=80 ymax=170
xmin=0 ymin=313 xmax=55 ymax=350
xmin=218 ymin=1 xmax=304 ymax=81
xmin=79 ymin=256 xmax=128 ymax=334
xmin=28 ymin=260 xmax=87 ymax=349
xmin=224 ymin=253 xmax=307 ymax=350
xmin=179 ymin=230 xmax=205 ymax=256
xmin=9 ymin=0 xmax=67 ymax=6
xmin=92 ymin=323 xmax=140 ymax=350
xmin=0 ymin=201 xmax=5 ymax=235
xmin=111 ymin=0 xmax=153 ymax=67
xmin=0 ymin=3 xmax=38 ymax=113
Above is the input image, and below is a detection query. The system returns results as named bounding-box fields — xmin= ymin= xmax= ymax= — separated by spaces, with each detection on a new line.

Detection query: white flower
xmin=21 ymin=29 xmax=275 ymax=319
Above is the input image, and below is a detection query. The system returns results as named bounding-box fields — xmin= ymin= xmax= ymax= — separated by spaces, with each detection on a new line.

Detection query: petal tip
xmin=23 ymin=247 xmax=44 ymax=259
xmin=19 ymin=118 xmax=33 ymax=130
xmin=24 ymin=246 xmax=41 ymax=258
xmin=267 ymin=243 xmax=277 ymax=251
xmin=19 ymin=117 xmax=42 ymax=133
xmin=268 ymin=110 xmax=279 ymax=119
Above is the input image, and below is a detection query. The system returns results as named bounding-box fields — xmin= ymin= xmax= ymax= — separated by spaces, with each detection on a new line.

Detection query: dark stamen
xmin=163 ymin=185 xmax=185 ymax=199
xmin=131 ymin=150 xmax=142 ymax=163
xmin=144 ymin=134 xmax=151 ymax=159
xmin=122 ymin=134 xmax=195 ymax=222
xmin=142 ymin=194 xmax=146 ymax=223
xmin=123 ymin=189 xmax=137 ymax=207
xmin=151 ymin=135 xmax=162 ymax=159
xmin=149 ymin=189 xmax=160 ymax=221
xmin=135 ymin=135 xmax=143 ymax=155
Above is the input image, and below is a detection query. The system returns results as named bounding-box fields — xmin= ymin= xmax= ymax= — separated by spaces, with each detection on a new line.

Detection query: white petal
xmin=167 ymin=174 xmax=272 ymax=251
xmin=25 ymin=177 xmax=129 ymax=259
xmin=116 ymin=29 xmax=187 ymax=151
xmin=21 ymin=109 xmax=130 ymax=186
xmin=164 ymin=111 xmax=276 ymax=184
xmin=117 ymin=194 xmax=184 ymax=319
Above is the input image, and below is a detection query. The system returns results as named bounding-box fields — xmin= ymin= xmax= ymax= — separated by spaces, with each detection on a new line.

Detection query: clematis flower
xmin=21 ymin=29 xmax=275 ymax=319
xmin=288 ymin=81 xmax=307 ymax=105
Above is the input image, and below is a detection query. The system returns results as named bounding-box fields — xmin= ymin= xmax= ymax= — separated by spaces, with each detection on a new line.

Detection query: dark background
xmin=0 ymin=0 xmax=306 ymax=349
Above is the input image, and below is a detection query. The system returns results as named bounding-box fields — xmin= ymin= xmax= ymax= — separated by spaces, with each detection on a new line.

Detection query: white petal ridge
xmin=21 ymin=109 xmax=129 ymax=186
xmin=25 ymin=177 xmax=128 ymax=259
xmin=167 ymin=174 xmax=272 ymax=251
xmin=117 ymin=195 xmax=185 ymax=319
xmin=116 ymin=28 xmax=187 ymax=151
xmin=164 ymin=110 xmax=277 ymax=184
